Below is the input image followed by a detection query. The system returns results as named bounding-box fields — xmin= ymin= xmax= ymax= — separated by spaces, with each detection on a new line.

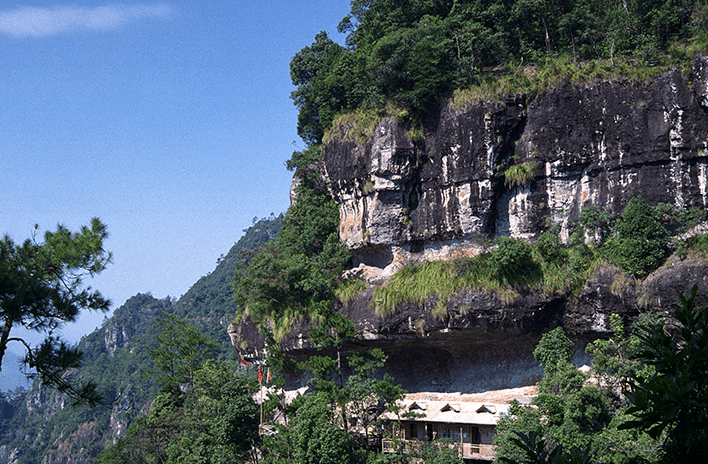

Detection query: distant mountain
xmin=0 ymin=215 xmax=282 ymax=464
xmin=0 ymin=350 xmax=32 ymax=392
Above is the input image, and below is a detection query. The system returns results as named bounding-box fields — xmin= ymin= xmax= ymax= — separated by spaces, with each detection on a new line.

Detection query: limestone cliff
xmin=323 ymin=55 xmax=708 ymax=279
xmin=230 ymin=56 xmax=708 ymax=393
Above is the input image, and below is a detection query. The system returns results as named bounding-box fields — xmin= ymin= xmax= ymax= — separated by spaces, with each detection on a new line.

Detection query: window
xmin=407 ymin=423 xmax=417 ymax=440
xmin=470 ymin=426 xmax=480 ymax=444
xmin=442 ymin=427 xmax=454 ymax=440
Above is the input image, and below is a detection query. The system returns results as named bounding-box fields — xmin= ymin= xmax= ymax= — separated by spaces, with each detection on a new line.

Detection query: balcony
xmin=382 ymin=439 xmax=497 ymax=461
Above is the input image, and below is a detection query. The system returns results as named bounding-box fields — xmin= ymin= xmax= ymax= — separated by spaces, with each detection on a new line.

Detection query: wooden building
xmin=381 ymin=398 xmax=511 ymax=462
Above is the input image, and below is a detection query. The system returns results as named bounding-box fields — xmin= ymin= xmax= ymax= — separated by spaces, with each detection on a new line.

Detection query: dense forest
xmin=2 ymin=0 xmax=708 ymax=463
xmin=290 ymin=0 xmax=708 ymax=145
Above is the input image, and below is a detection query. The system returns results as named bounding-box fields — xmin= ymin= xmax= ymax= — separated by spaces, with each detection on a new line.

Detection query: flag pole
xmin=259 ymin=365 xmax=264 ymax=425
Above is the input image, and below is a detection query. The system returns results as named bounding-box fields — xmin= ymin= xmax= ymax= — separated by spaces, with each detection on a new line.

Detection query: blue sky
xmin=1 ymin=1 xmax=352 ymax=347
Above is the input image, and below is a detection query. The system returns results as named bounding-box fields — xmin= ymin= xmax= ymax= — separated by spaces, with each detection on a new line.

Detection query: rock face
xmin=232 ymin=256 xmax=708 ymax=392
xmin=322 ymin=56 xmax=708 ymax=277
xmin=230 ymin=57 xmax=708 ymax=393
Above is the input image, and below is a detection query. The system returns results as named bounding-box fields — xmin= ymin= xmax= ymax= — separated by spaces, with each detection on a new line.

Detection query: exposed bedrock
xmin=322 ymin=56 xmax=708 ymax=275
xmin=229 ymin=56 xmax=708 ymax=393
xmin=229 ymin=256 xmax=708 ymax=392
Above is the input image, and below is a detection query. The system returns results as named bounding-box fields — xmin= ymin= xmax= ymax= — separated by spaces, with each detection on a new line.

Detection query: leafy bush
xmin=487 ymin=236 xmax=540 ymax=286
xmin=290 ymin=32 xmax=356 ymax=146
xmin=576 ymin=206 xmax=612 ymax=244
xmin=602 ymin=197 xmax=669 ymax=277
xmin=677 ymin=233 xmax=708 ymax=257
xmin=533 ymin=327 xmax=574 ymax=376
xmin=623 ymin=285 xmax=708 ymax=461
xmin=536 ymin=229 xmax=568 ymax=264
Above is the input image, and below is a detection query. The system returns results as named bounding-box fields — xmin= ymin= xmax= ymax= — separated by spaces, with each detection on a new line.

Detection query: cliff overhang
xmin=229 ymin=55 xmax=708 ymax=392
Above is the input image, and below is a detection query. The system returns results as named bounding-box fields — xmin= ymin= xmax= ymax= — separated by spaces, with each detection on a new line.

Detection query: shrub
xmin=537 ymin=230 xmax=568 ymax=264
xmin=677 ymin=233 xmax=708 ymax=257
xmin=487 ymin=237 xmax=540 ymax=286
xmin=603 ymin=197 xmax=669 ymax=276
xmin=576 ymin=206 xmax=612 ymax=244
xmin=533 ymin=327 xmax=574 ymax=376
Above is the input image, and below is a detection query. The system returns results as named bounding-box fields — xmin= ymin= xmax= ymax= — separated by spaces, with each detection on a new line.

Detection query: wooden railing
xmin=382 ymin=439 xmax=424 ymax=454
xmin=461 ymin=442 xmax=496 ymax=460
xmin=382 ymin=439 xmax=496 ymax=461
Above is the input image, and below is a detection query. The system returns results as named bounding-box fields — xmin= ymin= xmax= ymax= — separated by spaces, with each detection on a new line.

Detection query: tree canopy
xmin=622 ymin=284 xmax=708 ymax=461
xmin=232 ymin=160 xmax=350 ymax=340
xmin=0 ymin=218 xmax=111 ymax=405
xmin=291 ymin=0 xmax=708 ymax=145
xmin=496 ymin=285 xmax=708 ymax=463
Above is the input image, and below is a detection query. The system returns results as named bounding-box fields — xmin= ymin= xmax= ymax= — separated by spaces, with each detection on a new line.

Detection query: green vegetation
xmin=373 ymin=259 xmax=469 ymax=317
xmin=233 ymin=157 xmax=350 ymax=340
xmin=95 ymin=317 xmax=260 ymax=464
xmin=257 ymin=310 xmax=413 ymax=464
xmin=96 ymin=359 xmax=259 ymax=464
xmin=149 ymin=314 xmax=219 ymax=389
xmin=504 ymin=161 xmax=536 ymax=189
xmin=288 ymin=391 xmax=354 ymax=464
xmin=335 ymin=277 xmax=367 ymax=304
xmin=622 ymin=284 xmax=708 ymax=461
xmin=373 ymin=197 xmax=705 ymax=317
xmin=292 ymin=0 xmax=708 ymax=146
xmin=372 ymin=233 xmax=572 ymax=315
xmin=496 ymin=284 xmax=708 ymax=463
xmin=677 ymin=232 xmax=708 ymax=257
xmin=602 ymin=197 xmax=670 ymax=276
xmin=0 ymin=218 xmax=111 ymax=405
xmin=496 ymin=325 xmax=632 ymax=463
xmin=324 ymin=107 xmax=383 ymax=146
xmin=0 ymin=217 xmax=282 ymax=464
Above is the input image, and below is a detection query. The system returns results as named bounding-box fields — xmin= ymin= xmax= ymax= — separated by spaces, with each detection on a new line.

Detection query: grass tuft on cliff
xmin=324 ymin=107 xmax=382 ymax=146
xmin=505 ymin=162 xmax=536 ymax=189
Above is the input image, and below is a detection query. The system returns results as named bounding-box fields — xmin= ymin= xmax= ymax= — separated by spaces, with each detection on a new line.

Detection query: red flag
xmin=258 ymin=365 xmax=263 ymax=383
xmin=238 ymin=353 xmax=252 ymax=366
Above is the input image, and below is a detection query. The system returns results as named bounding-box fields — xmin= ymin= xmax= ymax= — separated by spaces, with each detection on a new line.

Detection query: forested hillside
xmin=229 ymin=1 xmax=708 ymax=463
xmin=290 ymin=0 xmax=707 ymax=145
xmin=0 ymin=216 xmax=282 ymax=464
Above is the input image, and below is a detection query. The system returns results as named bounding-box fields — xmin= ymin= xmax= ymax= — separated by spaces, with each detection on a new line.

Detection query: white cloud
xmin=0 ymin=4 xmax=174 ymax=38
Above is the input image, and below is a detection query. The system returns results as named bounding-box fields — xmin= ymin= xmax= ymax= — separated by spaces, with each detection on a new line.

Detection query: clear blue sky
xmin=1 ymin=1 xmax=352 ymax=346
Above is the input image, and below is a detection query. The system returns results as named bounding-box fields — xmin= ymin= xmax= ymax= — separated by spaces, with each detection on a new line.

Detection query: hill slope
xmin=0 ymin=215 xmax=282 ymax=464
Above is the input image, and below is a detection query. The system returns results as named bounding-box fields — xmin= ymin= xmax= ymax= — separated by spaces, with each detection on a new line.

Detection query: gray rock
xmin=231 ymin=58 xmax=708 ymax=393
